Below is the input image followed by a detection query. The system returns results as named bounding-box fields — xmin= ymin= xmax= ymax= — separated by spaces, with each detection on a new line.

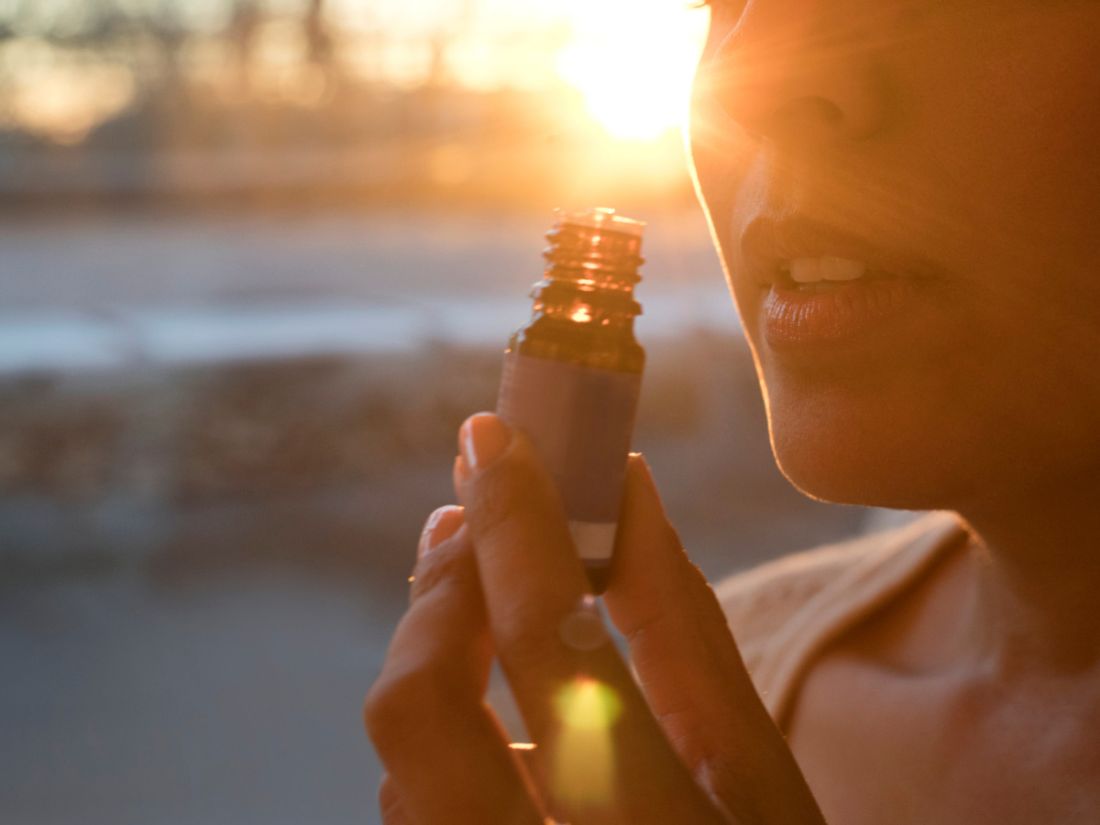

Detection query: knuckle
xmin=378 ymin=774 xmax=405 ymax=823
xmin=622 ymin=602 xmax=663 ymax=648
xmin=466 ymin=446 xmax=557 ymax=540
xmin=494 ymin=604 xmax=567 ymax=670
xmin=362 ymin=678 xmax=404 ymax=747
xmin=466 ymin=468 xmax=523 ymax=535
xmin=363 ymin=665 xmax=446 ymax=749
xmin=408 ymin=536 xmax=474 ymax=603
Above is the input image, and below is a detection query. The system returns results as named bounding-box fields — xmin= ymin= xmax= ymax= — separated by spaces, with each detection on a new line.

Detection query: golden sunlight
xmin=569 ymin=304 xmax=594 ymax=323
xmin=552 ymin=677 xmax=623 ymax=806
xmin=555 ymin=1 xmax=709 ymax=141
xmin=5 ymin=57 xmax=136 ymax=145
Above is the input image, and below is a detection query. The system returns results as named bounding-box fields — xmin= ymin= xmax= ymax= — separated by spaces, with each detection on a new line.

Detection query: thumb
xmin=604 ymin=455 xmax=825 ymax=824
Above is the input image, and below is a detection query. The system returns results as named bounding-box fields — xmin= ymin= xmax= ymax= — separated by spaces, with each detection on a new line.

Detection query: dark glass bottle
xmin=497 ymin=208 xmax=647 ymax=593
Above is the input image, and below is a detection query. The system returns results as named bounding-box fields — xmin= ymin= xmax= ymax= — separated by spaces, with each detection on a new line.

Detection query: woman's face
xmin=690 ymin=1 xmax=1100 ymax=514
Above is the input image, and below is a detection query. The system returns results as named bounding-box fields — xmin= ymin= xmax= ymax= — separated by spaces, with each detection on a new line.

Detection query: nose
xmin=697 ymin=3 xmax=890 ymax=146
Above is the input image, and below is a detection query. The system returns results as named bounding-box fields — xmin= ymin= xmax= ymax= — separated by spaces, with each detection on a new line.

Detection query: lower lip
xmin=762 ymin=276 xmax=922 ymax=348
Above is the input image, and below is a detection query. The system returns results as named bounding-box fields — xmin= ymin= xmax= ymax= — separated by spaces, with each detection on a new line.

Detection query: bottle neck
xmin=509 ymin=209 xmax=645 ymax=370
xmin=542 ymin=223 xmax=643 ymax=290
xmin=528 ymin=278 xmax=639 ymax=334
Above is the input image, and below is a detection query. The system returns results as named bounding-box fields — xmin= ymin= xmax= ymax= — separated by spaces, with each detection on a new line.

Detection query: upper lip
xmin=740 ymin=215 xmax=929 ymax=288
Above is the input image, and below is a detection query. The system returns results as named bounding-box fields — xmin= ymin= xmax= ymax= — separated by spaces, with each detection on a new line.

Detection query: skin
xmin=367 ymin=1 xmax=1100 ymax=822
xmin=366 ymin=423 xmax=827 ymax=824
xmin=692 ymin=0 xmax=1100 ymax=516
xmin=691 ymin=0 xmax=1100 ymax=822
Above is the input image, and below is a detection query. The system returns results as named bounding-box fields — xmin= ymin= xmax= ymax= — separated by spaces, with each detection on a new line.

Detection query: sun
xmin=554 ymin=1 xmax=709 ymax=141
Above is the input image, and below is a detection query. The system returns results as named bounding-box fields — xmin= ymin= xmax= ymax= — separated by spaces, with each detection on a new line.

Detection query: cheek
xmin=904 ymin=7 xmax=1100 ymax=282
xmin=691 ymin=4 xmax=1100 ymax=509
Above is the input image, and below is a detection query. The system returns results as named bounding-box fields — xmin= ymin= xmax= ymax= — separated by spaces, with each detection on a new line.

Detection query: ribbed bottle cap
xmin=543 ymin=207 xmax=645 ymax=289
xmin=555 ymin=207 xmax=646 ymax=238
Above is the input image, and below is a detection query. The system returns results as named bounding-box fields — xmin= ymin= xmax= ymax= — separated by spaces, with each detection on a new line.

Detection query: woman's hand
xmin=365 ymin=413 xmax=827 ymax=824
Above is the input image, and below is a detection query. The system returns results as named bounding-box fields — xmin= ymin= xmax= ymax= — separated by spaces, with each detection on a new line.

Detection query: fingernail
xmin=418 ymin=505 xmax=464 ymax=558
xmin=458 ymin=413 xmax=512 ymax=472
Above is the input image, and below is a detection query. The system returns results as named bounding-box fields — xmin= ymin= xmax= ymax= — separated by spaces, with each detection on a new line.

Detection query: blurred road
xmin=1 ymin=570 xmax=392 ymax=825
xmin=0 ymin=208 xmax=737 ymax=372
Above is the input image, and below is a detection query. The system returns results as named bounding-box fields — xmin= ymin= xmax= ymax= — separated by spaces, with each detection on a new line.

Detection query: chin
xmin=763 ymin=381 xmax=975 ymax=512
xmin=771 ymin=433 xmax=937 ymax=510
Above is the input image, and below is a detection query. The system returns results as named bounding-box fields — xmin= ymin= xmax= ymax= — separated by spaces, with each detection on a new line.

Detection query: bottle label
xmin=496 ymin=352 xmax=641 ymax=563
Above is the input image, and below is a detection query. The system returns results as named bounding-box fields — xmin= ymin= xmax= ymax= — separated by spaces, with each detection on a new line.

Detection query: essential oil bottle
xmin=496 ymin=207 xmax=646 ymax=593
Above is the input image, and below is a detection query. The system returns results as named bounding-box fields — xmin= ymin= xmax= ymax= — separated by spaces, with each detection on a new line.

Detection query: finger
xmin=455 ymin=413 xmax=720 ymax=823
xmin=605 ymin=456 xmax=770 ymax=765
xmin=606 ymin=455 xmax=825 ymax=824
xmin=364 ymin=524 xmax=544 ymax=825
xmin=409 ymin=505 xmax=466 ymax=605
xmin=378 ymin=774 xmax=411 ymax=825
xmin=411 ymin=505 xmax=535 ymax=795
xmin=508 ymin=742 xmax=544 ymax=789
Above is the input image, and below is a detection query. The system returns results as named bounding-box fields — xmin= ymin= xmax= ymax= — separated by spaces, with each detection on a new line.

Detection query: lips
xmin=741 ymin=215 xmax=929 ymax=287
xmin=786 ymin=256 xmax=867 ymax=284
xmin=738 ymin=215 xmax=941 ymax=349
xmin=762 ymin=276 xmax=922 ymax=346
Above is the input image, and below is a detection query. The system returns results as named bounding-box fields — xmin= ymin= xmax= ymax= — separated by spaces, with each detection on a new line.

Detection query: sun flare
xmin=554 ymin=1 xmax=709 ymax=141
xmin=552 ymin=677 xmax=623 ymax=806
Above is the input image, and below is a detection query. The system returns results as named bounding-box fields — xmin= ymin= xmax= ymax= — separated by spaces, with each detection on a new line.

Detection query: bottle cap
xmin=543 ymin=207 xmax=646 ymax=289
xmin=555 ymin=207 xmax=646 ymax=239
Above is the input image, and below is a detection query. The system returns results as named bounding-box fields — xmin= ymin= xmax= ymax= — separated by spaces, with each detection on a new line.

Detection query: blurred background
xmin=0 ymin=1 xmax=874 ymax=823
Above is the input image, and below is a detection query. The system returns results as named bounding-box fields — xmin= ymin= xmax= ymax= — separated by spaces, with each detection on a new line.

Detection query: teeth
xmin=788 ymin=256 xmax=868 ymax=284
xmin=788 ymin=258 xmax=819 ymax=283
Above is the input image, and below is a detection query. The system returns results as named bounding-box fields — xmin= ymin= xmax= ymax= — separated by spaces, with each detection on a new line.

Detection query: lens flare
xmin=552 ymin=677 xmax=622 ymax=807
xmin=556 ymin=677 xmax=622 ymax=730
xmin=555 ymin=1 xmax=709 ymax=141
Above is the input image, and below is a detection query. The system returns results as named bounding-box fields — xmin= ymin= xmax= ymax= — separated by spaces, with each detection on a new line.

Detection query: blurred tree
xmin=302 ymin=0 xmax=341 ymax=96
xmin=426 ymin=0 xmax=477 ymax=89
xmin=145 ymin=1 xmax=189 ymax=98
xmin=228 ymin=0 xmax=262 ymax=95
xmin=303 ymin=0 xmax=332 ymax=69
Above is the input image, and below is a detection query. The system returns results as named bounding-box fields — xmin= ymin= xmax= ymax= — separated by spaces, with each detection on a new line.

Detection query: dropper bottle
xmin=496 ymin=207 xmax=647 ymax=593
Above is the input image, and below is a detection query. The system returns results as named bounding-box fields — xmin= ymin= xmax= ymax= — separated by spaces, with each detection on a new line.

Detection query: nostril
xmin=767 ymin=96 xmax=846 ymax=141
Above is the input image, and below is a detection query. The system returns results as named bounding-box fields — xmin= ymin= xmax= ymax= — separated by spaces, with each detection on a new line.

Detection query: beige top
xmin=715 ymin=512 xmax=967 ymax=730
